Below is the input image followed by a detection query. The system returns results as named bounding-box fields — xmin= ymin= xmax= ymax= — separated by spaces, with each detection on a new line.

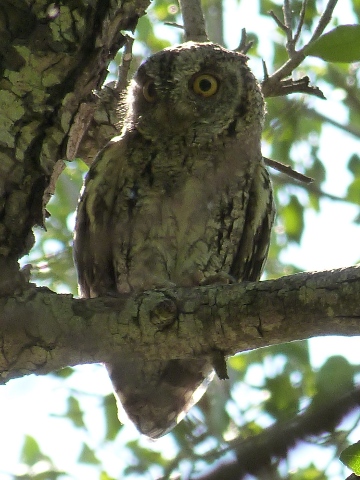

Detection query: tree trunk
xmin=0 ymin=0 xmax=149 ymax=287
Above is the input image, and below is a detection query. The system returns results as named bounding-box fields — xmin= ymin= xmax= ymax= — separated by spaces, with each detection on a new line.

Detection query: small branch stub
xmin=150 ymin=297 xmax=178 ymax=329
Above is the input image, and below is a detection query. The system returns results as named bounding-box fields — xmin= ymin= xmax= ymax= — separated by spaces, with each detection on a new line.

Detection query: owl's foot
xmin=200 ymin=272 xmax=237 ymax=286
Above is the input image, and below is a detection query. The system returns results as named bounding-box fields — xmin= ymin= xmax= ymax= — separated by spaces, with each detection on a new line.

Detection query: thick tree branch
xmin=1 ymin=266 xmax=360 ymax=384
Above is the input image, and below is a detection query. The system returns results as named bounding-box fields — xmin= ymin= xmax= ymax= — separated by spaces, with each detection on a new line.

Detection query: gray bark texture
xmin=0 ymin=1 xmax=359 ymax=387
xmin=1 ymin=265 xmax=360 ymax=383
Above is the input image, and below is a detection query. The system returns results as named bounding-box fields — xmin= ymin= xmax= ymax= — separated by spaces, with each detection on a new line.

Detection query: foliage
xmin=305 ymin=24 xmax=360 ymax=62
xmin=13 ymin=0 xmax=360 ymax=479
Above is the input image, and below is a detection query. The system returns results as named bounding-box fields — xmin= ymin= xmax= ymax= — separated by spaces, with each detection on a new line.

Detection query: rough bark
xmin=1 ymin=265 xmax=360 ymax=383
xmin=0 ymin=0 xmax=149 ymax=268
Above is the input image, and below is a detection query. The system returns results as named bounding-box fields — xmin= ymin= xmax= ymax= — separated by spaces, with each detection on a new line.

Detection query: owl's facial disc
xmin=140 ymin=72 xmax=219 ymax=105
xmin=126 ymin=42 xmax=264 ymax=143
xmin=135 ymin=70 xmax=222 ymax=136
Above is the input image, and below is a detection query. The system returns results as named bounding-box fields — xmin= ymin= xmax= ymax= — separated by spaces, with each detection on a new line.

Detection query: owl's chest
xmin=111 ymin=140 xmax=256 ymax=288
xmin=121 ymin=139 xmax=252 ymax=227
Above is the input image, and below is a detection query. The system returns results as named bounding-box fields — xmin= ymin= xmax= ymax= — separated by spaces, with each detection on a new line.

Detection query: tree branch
xmin=1 ymin=266 xmax=360 ymax=383
xmin=179 ymin=0 xmax=209 ymax=42
xmin=193 ymin=385 xmax=360 ymax=479
xmin=261 ymin=0 xmax=339 ymax=99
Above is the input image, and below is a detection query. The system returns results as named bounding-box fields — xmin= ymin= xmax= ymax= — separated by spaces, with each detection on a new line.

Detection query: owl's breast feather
xmin=112 ymin=139 xmax=258 ymax=290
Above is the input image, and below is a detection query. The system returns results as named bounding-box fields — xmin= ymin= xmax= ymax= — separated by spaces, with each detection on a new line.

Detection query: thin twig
xmin=293 ymin=0 xmax=308 ymax=45
xmin=269 ymin=10 xmax=288 ymax=32
xmin=283 ymin=0 xmax=292 ymax=30
xmin=264 ymin=157 xmax=313 ymax=184
xmin=301 ymin=104 xmax=360 ymax=140
xmin=164 ymin=22 xmax=184 ymax=30
xmin=262 ymin=0 xmax=339 ymax=98
xmin=178 ymin=0 xmax=208 ymax=42
xmin=235 ymin=28 xmax=254 ymax=55
xmin=273 ymin=173 xmax=348 ymax=203
xmin=309 ymin=0 xmax=338 ymax=43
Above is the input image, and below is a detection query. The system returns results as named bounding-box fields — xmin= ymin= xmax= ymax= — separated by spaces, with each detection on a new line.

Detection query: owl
xmin=73 ymin=41 xmax=275 ymax=438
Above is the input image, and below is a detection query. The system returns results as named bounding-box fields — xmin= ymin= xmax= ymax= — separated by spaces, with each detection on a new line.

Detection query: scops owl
xmin=74 ymin=41 xmax=275 ymax=438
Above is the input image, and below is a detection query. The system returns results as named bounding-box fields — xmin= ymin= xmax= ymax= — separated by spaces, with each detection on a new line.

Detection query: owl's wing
xmin=73 ymin=136 xmax=126 ymax=298
xmin=230 ymin=158 xmax=275 ymax=282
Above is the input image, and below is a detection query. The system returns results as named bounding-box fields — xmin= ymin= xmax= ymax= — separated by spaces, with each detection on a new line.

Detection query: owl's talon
xmin=201 ymin=272 xmax=237 ymax=286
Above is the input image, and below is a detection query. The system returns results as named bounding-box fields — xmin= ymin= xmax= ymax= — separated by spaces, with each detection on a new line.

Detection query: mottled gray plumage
xmin=74 ymin=42 xmax=275 ymax=438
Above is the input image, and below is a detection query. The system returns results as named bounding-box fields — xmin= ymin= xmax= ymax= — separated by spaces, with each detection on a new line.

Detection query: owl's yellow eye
xmin=192 ymin=74 xmax=219 ymax=97
xmin=143 ymin=80 xmax=156 ymax=102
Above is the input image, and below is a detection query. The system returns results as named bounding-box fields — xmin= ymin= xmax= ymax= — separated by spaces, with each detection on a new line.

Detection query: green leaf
xmin=20 ymin=435 xmax=44 ymax=465
xmin=305 ymin=25 xmax=360 ymax=62
xmin=51 ymin=366 xmax=75 ymax=378
xmin=124 ymin=440 xmax=168 ymax=474
xmin=264 ymin=374 xmax=300 ymax=419
xmin=289 ymin=463 xmax=328 ymax=479
xmin=306 ymin=157 xmax=326 ymax=184
xmin=78 ymin=443 xmax=100 ymax=465
xmin=100 ymin=472 xmax=117 ymax=480
xmin=340 ymin=441 xmax=360 ymax=473
xmin=281 ymin=195 xmax=304 ymax=243
xmin=347 ymin=178 xmax=360 ymax=205
xmin=103 ymin=393 xmax=121 ymax=441
xmin=348 ymin=154 xmax=360 ymax=177
xmin=65 ymin=396 xmax=86 ymax=429
xmin=315 ymin=356 xmax=354 ymax=401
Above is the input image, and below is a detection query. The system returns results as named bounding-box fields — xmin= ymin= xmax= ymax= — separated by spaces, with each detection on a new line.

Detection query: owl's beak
xmin=154 ymin=100 xmax=195 ymax=134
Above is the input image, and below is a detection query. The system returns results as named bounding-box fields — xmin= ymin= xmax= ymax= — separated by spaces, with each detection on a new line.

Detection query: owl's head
xmin=124 ymin=42 xmax=264 ymax=145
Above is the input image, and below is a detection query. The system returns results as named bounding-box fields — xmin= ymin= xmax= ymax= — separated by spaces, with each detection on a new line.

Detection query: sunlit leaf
xmin=100 ymin=471 xmax=117 ymax=480
xmin=346 ymin=178 xmax=360 ymax=205
xmin=340 ymin=441 xmax=360 ymax=474
xmin=20 ymin=435 xmax=46 ymax=466
xmin=305 ymin=25 xmax=360 ymax=62
xmin=51 ymin=366 xmax=75 ymax=378
xmin=289 ymin=463 xmax=328 ymax=479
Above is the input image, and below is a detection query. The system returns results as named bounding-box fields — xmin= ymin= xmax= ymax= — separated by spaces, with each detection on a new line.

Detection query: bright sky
xmin=1 ymin=1 xmax=360 ymax=479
